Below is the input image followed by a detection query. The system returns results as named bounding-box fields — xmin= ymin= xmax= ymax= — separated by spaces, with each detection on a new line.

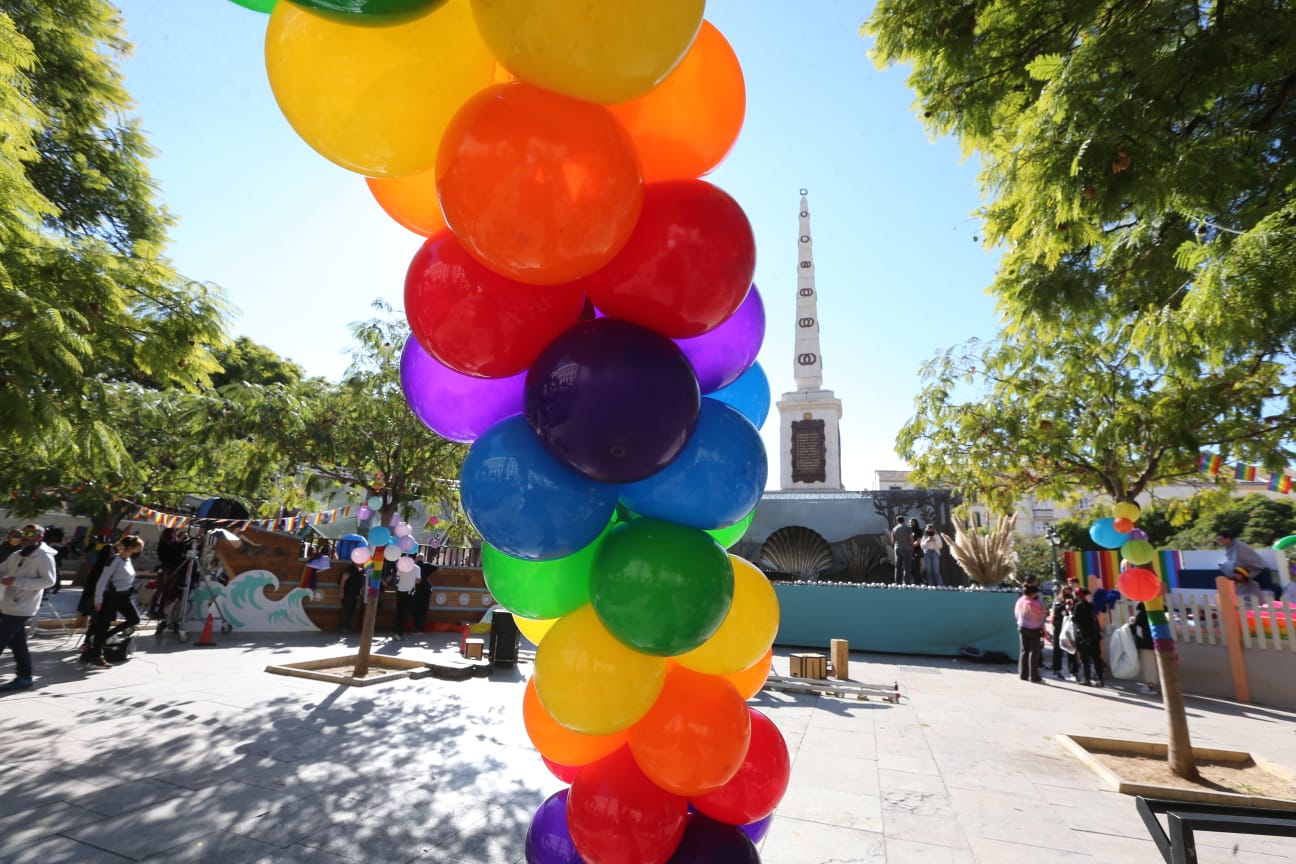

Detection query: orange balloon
xmin=1113 ymin=516 xmax=1134 ymax=534
xmin=436 ymin=82 xmax=644 ymax=285
xmin=609 ymin=20 xmax=745 ymax=182
xmin=522 ymin=676 xmax=626 ymax=767
xmin=724 ymin=647 xmax=773 ymax=700
xmin=366 ymin=171 xmax=445 ymax=237
xmin=628 ymin=666 xmax=751 ymax=797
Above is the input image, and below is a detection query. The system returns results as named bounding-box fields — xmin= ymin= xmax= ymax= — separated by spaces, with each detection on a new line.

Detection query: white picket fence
xmin=1106 ymin=590 xmax=1296 ymax=653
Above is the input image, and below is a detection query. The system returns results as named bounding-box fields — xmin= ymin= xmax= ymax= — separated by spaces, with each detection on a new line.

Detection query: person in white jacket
xmin=920 ymin=524 xmax=945 ymax=586
xmin=0 ymin=524 xmax=58 ymax=690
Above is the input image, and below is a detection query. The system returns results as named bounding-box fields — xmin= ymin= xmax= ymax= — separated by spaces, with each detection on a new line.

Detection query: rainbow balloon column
xmin=1097 ymin=503 xmax=1173 ymax=651
xmin=237 ymin=1 xmax=787 ymax=860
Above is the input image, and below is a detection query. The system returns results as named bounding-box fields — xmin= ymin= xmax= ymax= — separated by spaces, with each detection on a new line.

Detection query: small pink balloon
xmin=357 ymin=505 xmax=373 ymax=520
xmin=396 ymin=556 xmax=416 ymax=573
xmin=384 ymin=544 xmax=404 ymax=562
xmin=395 ymin=522 xmax=413 ymax=538
xmin=351 ymin=547 xmax=372 ymax=565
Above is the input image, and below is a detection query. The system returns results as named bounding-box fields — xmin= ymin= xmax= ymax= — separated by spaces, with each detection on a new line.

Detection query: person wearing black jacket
xmin=338 ymin=562 xmax=364 ymax=634
xmin=413 ymin=554 xmax=438 ymax=635
xmin=1071 ymin=588 xmax=1106 ymax=687
xmin=1049 ymin=585 xmax=1078 ymax=680
xmin=1131 ymin=603 xmax=1159 ymax=693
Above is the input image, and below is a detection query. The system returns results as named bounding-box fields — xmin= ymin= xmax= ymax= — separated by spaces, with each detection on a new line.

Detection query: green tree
xmin=866 ymin=1 xmax=1296 ymax=388
xmin=210 ymin=337 xmax=305 ymax=388
xmin=0 ymin=0 xmax=228 ymax=477
xmin=266 ymin=302 xmax=468 ymax=676
xmin=897 ymin=304 xmax=1286 ymax=512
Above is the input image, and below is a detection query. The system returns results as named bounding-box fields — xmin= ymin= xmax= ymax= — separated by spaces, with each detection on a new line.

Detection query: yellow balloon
xmin=515 ymin=615 xmax=556 ymax=645
xmin=1113 ymin=501 xmax=1141 ymax=523
xmin=677 ymin=555 xmax=779 ymax=676
xmin=534 ymin=605 xmax=666 ymax=736
xmin=266 ymin=0 xmax=495 ymax=178
xmin=470 ymin=0 xmax=705 ymax=104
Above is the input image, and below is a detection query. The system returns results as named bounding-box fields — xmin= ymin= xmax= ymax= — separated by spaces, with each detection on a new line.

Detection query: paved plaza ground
xmin=2 ymin=591 xmax=1295 ymax=863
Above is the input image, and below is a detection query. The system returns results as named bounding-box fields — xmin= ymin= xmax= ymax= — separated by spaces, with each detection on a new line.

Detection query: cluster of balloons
xmin=230 ymin=2 xmax=785 ymax=861
xmin=1095 ymin=503 xmax=1174 ymax=652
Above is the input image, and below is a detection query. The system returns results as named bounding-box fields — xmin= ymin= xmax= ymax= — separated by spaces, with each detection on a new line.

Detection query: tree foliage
xmin=269 ymin=302 xmax=468 ymax=527
xmin=897 ymin=301 xmax=1293 ymax=510
xmin=0 ymin=0 xmax=228 ymax=475
xmin=870 ymin=0 xmax=1296 ymax=504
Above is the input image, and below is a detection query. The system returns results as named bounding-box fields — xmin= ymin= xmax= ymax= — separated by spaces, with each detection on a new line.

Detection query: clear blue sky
xmin=110 ymin=0 xmax=1003 ymax=491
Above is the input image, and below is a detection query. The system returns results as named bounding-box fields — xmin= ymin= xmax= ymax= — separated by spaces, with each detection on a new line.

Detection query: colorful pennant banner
xmin=123 ymin=501 xmax=357 ymax=535
xmin=1198 ymin=451 xmax=1292 ymax=494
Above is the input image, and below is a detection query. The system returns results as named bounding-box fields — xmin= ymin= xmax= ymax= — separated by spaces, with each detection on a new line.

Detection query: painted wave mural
xmin=192 ymin=570 xmax=318 ymax=632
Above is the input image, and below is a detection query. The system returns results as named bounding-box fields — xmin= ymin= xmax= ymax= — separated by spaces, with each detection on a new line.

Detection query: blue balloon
xmin=739 ymin=813 xmax=773 ymax=845
xmin=461 ymin=415 xmax=618 ymax=561
xmin=1089 ymin=517 xmax=1130 ymax=550
xmin=525 ymin=790 xmax=580 ymax=864
xmin=367 ymin=526 xmax=393 ymax=547
xmin=707 ymin=361 xmax=770 ymax=430
xmin=618 ymin=399 xmax=767 ymax=531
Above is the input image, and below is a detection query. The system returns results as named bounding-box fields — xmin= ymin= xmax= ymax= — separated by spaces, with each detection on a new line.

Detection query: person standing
xmin=0 ymin=529 xmax=23 ymax=566
xmin=1049 ymin=584 xmax=1078 ymax=680
xmin=84 ymin=535 xmax=145 ymax=669
xmin=1216 ymin=532 xmax=1275 ymax=598
xmin=907 ymin=518 xmax=924 ymax=581
xmin=919 ymin=524 xmax=944 ymax=586
xmin=338 ymin=561 xmax=364 ymax=634
xmin=1071 ymin=587 xmax=1106 ymax=686
xmin=1130 ymin=602 xmax=1159 ymax=694
xmin=1014 ymin=582 xmax=1046 ymax=683
xmin=413 ymin=554 xmax=438 ymax=635
xmin=151 ymin=527 xmax=188 ymax=618
xmin=0 ymin=525 xmax=59 ymax=690
xmin=891 ymin=516 xmax=915 ymax=585
xmin=392 ymin=558 xmax=417 ymax=641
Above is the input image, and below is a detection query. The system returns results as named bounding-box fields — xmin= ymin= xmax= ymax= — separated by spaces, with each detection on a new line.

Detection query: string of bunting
xmin=122 ymin=500 xmax=358 ymax=534
xmin=1198 ymin=452 xmax=1294 ymax=493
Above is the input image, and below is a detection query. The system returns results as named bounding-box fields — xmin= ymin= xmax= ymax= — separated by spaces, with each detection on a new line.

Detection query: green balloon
xmin=291 ymin=0 xmax=444 ymax=19
xmin=1274 ymin=534 xmax=1296 ymax=551
xmin=481 ymin=525 xmax=608 ymax=620
xmin=228 ymin=0 xmax=277 ymax=12
xmin=591 ymin=518 xmax=733 ymax=657
xmin=706 ymin=508 xmax=755 ymax=550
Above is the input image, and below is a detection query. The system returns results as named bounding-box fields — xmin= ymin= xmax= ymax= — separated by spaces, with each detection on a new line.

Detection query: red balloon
xmin=1118 ymin=567 xmax=1161 ymax=602
xmin=543 ymin=756 xmax=581 ymax=784
xmin=1113 ymin=516 xmax=1134 ymax=534
xmin=628 ymin=666 xmax=751 ymax=797
xmin=405 ymin=231 xmax=586 ymax=378
xmin=437 ymin=82 xmax=644 ymax=285
xmin=690 ymin=708 xmax=789 ymax=826
xmin=568 ymin=747 xmax=687 ymax=864
xmin=583 ymin=180 xmax=756 ymax=339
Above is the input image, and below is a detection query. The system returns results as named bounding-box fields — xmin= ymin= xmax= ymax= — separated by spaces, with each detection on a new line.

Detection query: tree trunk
xmin=351 ymin=503 xmax=391 ymax=678
xmin=1155 ymin=647 xmax=1199 ymax=781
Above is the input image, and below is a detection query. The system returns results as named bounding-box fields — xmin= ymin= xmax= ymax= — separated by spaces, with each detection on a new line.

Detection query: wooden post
xmin=1214 ymin=576 xmax=1250 ymax=703
xmin=830 ymin=639 xmax=850 ymax=680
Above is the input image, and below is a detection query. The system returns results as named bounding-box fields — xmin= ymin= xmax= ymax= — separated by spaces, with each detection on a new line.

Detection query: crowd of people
xmin=891 ymin=516 xmax=945 ymax=586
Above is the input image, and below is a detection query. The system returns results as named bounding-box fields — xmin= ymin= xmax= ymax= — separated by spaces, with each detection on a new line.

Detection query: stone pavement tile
xmin=967 ymin=835 xmax=1097 ymax=862
xmin=878 ymin=767 xmax=948 ymax=796
xmin=789 ymin=748 xmax=880 ymax=797
xmin=138 ymin=829 xmax=282 ymax=864
xmin=1076 ymin=830 xmax=1169 ymax=864
xmin=759 ymin=816 xmax=886 ymax=863
xmin=70 ymin=776 xmax=188 ymax=817
xmin=884 ymin=836 xmax=975 ymax=863
xmin=1033 ymin=783 xmax=1149 ymax=840
xmin=881 ymin=805 xmax=968 ymax=849
xmin=4 ymin=833 xmax=132 ymax=864
xmin=0 ymin=767 xmax=105 ymax=819
xmin=411 ymin=804 xmax=530 ymax=864
xmin=1193 ymin=833 xmax=1296 ymax=859
xmin=772 ymin=785 xmax=883 ymax=834
xmin=0 ymin=800 xmax=104 ymax=849
xmin=247 ymin=843 xmax=357 ymax=864
xmin=946 ymin=785 xmax=1076 ymax=852
xmin=226 ymin=795 xmax=345 ymax=847
xmin=876 ymin=751 xmax=941 ymax=776
xmin=63 ymin=780 xmax=286 ymax=860
xmin=796 ymin=726 xmax=877 ymax=761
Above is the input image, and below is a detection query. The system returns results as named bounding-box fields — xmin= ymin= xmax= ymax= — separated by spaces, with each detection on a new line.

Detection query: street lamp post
xmin=1045 ymin=524 xmax=1061 ymax=587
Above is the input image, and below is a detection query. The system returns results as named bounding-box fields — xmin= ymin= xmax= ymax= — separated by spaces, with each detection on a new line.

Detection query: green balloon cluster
xmin=591 ymin=518 xmax=733 ymax=657
xmin=228 ymin=0 xmax=277 ymax=12
xmin=481 ymin=523 xmax=609 ymax=620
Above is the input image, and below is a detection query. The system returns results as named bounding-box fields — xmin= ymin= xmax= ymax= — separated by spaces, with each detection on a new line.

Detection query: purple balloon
xmin=1128 ymin=528 xmax=1149 ymax=542
xmin=740 ymin=813 xmax=773 ymax=844
xmin=667 ymin=814 xmax=761 ymax=864
xmin=675 ymin=284 xmax=765 ymax=393
xmin=525 ymin=318 xmax=700 ymax=484
xmin=400 ymin=336 xmax=525 ymax=444
xmin=356 ymin=505 xmax=372 ymax=521
xmin=525 ymin=790 xmax=581 ymax=864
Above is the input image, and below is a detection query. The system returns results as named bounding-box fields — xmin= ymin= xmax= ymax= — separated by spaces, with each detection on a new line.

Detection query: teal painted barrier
xmin=773 ymin=584 xmax=1022 ymax=658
